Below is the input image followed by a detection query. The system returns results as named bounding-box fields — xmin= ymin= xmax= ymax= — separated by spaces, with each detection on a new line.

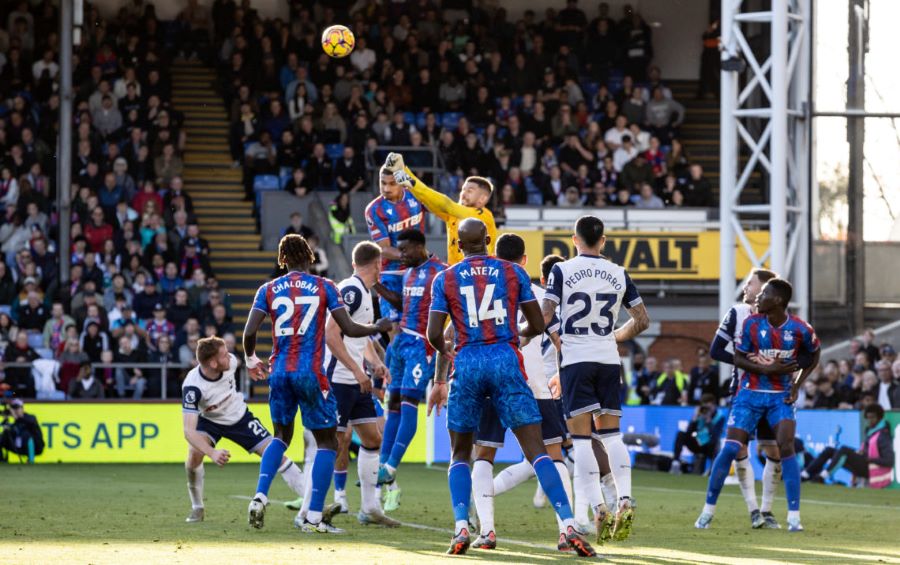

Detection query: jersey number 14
xmin=460 ymin=284 xmax=508 ymax=328
xmin=273 ymin=296 xmax=320 ymax=336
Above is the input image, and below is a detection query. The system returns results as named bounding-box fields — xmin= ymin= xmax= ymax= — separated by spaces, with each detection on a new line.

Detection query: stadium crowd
xmin=222 ymin=0 xmax=714 ymax=228
xmin=0 ymin=1 xmax=238 ymax=400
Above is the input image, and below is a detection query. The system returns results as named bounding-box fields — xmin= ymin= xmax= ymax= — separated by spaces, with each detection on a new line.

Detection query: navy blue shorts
xmin=332 ymin=381 xmax=379 ymax=432
xmin=555 ymin=399 xmax=571 ymax=441
xmin=560 ymin=362 xmax=623 ymax=419
xmin=476 ymin=398 xmax=567 ymax=447
xmin=196 ymin=410 xmax=271 ymax=453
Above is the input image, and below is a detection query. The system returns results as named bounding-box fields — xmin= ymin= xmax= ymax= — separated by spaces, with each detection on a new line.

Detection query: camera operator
xmin=1 ymin=399 xmax=45 ymax=463
xmin=671 ymin=393 xmax=725 ymax=473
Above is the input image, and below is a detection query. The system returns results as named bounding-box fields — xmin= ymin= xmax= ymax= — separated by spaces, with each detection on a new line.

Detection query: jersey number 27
xmin=460 ymin=284 xmax=508 ymax=328
xmin=273 ymin=296 xmax=320 ymax=336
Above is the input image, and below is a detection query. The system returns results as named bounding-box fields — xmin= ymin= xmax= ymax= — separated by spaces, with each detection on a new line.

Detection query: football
xmin=321 ymin=25 xmax=355 ymax=58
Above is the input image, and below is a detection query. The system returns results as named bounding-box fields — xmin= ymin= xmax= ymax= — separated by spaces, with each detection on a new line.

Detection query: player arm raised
xmin=386 ymin=153 xmax=470 ymax=221
xmin=326 ymin=315 xmax=373 ymax=393
xmin=372 ymin=281 xmax=403 ymax=312
xmin=182 ymin=412 xmax=230 ymax=466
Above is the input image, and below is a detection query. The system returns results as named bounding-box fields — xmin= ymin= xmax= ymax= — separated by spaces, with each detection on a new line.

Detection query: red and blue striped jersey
xmin=399 ymin=256 xmax=447 ymax=337
xmin=364 ymin=190 xmax=426 ymax=273
xmin=735 ymin=313 xmax=820 ymax=392
xmin=430 ymin=255 xmax=535 ymax=349
xmin=251 ymin=270 xmax=345 ymax=374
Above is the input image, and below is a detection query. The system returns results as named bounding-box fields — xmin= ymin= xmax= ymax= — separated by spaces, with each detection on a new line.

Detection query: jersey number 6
xmin=273 ymin=296 xmax=320 ymax=336
xmin=564 ymin=292 xmax=616 ymax=336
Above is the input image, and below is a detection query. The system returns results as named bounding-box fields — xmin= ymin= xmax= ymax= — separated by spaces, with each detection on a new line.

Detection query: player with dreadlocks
xmin=243 ymin=234 xmax=392 ymax=533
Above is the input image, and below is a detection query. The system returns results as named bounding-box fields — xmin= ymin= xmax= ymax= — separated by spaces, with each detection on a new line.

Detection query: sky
xmin=815 ymin=0 xmax=900 ymax=241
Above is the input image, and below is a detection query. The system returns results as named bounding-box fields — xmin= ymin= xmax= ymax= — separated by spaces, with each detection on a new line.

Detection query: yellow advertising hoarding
xmin=515 ymin=230 xmax=770 ymax=280
xmin=20 ymin=402 xmax=427 ymax=464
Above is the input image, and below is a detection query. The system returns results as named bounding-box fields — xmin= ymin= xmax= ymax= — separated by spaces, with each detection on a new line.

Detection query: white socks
xmin=279 ymin=458 xmax=305 ymax=496
xmin=297 ymin=457 xmax=314 ymax=522
xmin=601 ymin=473 xmax=617 ymax=508
xmin=472 ymin=460 xmax=495 ymax=535
xmin=303 ymin=429 xmax=317 ymax=471
xmin=573 ymin=437 xmax=604 ymax=510
xmin=734 ymin=456 xmax=759 ymax=513
xmin=599 ymin=432 xmax=632 ymax=501
xmin=761 ymin=458 xmax=782 ymax=513
xmin=186 ymin=464 xmax=204 ymax=509
xmin=358 ymin=446 xmax=381 ymax=514
xmin=492 ymin=460 xmax=534 ymax=496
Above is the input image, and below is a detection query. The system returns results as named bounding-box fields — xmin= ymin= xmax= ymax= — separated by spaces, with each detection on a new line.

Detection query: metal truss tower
xmin=719 ymin=0 xmax=812 ymax=328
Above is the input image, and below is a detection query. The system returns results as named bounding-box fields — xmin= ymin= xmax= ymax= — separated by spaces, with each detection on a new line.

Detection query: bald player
xmin=383 ymin=152 xmax=497 ymax=265
xmin=426 ymin=218 xmax=595 ymax=557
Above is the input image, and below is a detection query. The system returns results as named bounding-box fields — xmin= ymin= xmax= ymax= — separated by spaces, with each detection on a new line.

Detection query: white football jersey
xmin=325 ymin=275 xmax=374 ymax=386
xmin=716 ymin=302 xmax=753 ymax=355
xmin=182 ymin=354 xmax=247 ymax=425
xmin=544 ymin=254 xmax=642 ymax=367
xmin=520 ymin=284 xmax=560 ymax=400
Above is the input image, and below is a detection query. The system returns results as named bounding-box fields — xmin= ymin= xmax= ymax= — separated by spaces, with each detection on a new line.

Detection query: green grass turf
xmin=2 ymin=463 xmax=898 ymax=564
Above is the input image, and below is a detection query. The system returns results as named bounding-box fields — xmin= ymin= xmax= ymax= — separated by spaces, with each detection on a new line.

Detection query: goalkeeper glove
xmin=384 ymin=152 xmax=405 ymax=173
xmin=393 ymin=168 xmax=413 ymax=187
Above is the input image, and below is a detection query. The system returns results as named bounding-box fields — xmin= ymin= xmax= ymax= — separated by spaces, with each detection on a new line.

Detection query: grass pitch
xmin=2 ymin=463 xmax=898 ymax=564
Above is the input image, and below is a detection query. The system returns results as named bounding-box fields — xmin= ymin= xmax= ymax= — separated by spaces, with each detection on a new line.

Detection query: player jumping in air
xmin=323 ymin=241 xmax=399 ymax=527
xmin=364 ymin=165 xmax=427 ymax=506
xmin=425 ymin=218 xmax=596 ymax=557
xmin=696 ymin=278 xmax=820 ymax=532
xmin=469 ymin=233 xmax=574 ymax=552
xmin=243 ymin=234 xmax=391 ymax=533
xmin=372 ymin=229 xmax=446 ymax=509
xmin=181 ymin=336 xmax=306 ymax=523
xmin=384 ymin=152 xmax=497 ymax=264
xmin=542 ymin=216 xmax=651 ymax=543
xmin=709 ymin=267 xmax=784 ymax=529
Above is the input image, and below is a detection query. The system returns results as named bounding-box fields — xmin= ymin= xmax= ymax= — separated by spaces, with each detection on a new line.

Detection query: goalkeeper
xmin=384 ymin=153 xmax=497 ymax=264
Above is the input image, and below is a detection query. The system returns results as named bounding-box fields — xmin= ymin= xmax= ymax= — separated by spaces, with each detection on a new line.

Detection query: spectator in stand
xmin=305 ymin=143 xmax=334 ymax=190
xmin=68 ymin=360 xmax=105 ymax=399
xmin=42 ymin=302 xmax=75 ymax=352
xmin=684 ymin=347 xmax=720 ymax=405
xmin=145 ymin=303 xmax=176 ymax=351
xmin=2 ymin=332 xmax=38 ymax=398
xmin=334 ymin=146 xmax=366 ymax=193
xmin=632 ymin=356 xmax=660 ymax=405
xmin=860 ymin=329 xmax=881 ymax=363
xmin=645 ymin=86 xmax=685 ymax=143
xmin=874 ymin=359 xmax=898 ymax=410
xmin=114 ymin=334 xmax=146 ymax=399
xmin=651 ymin=359 xmax=688 ymax=405
xmin=634 ymin=182 xmax=664 ymax=209
xmin=283 ymin=212 xmax=315 ymax=240
xmin=681 ymin=164 xmax=713 ymax=207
